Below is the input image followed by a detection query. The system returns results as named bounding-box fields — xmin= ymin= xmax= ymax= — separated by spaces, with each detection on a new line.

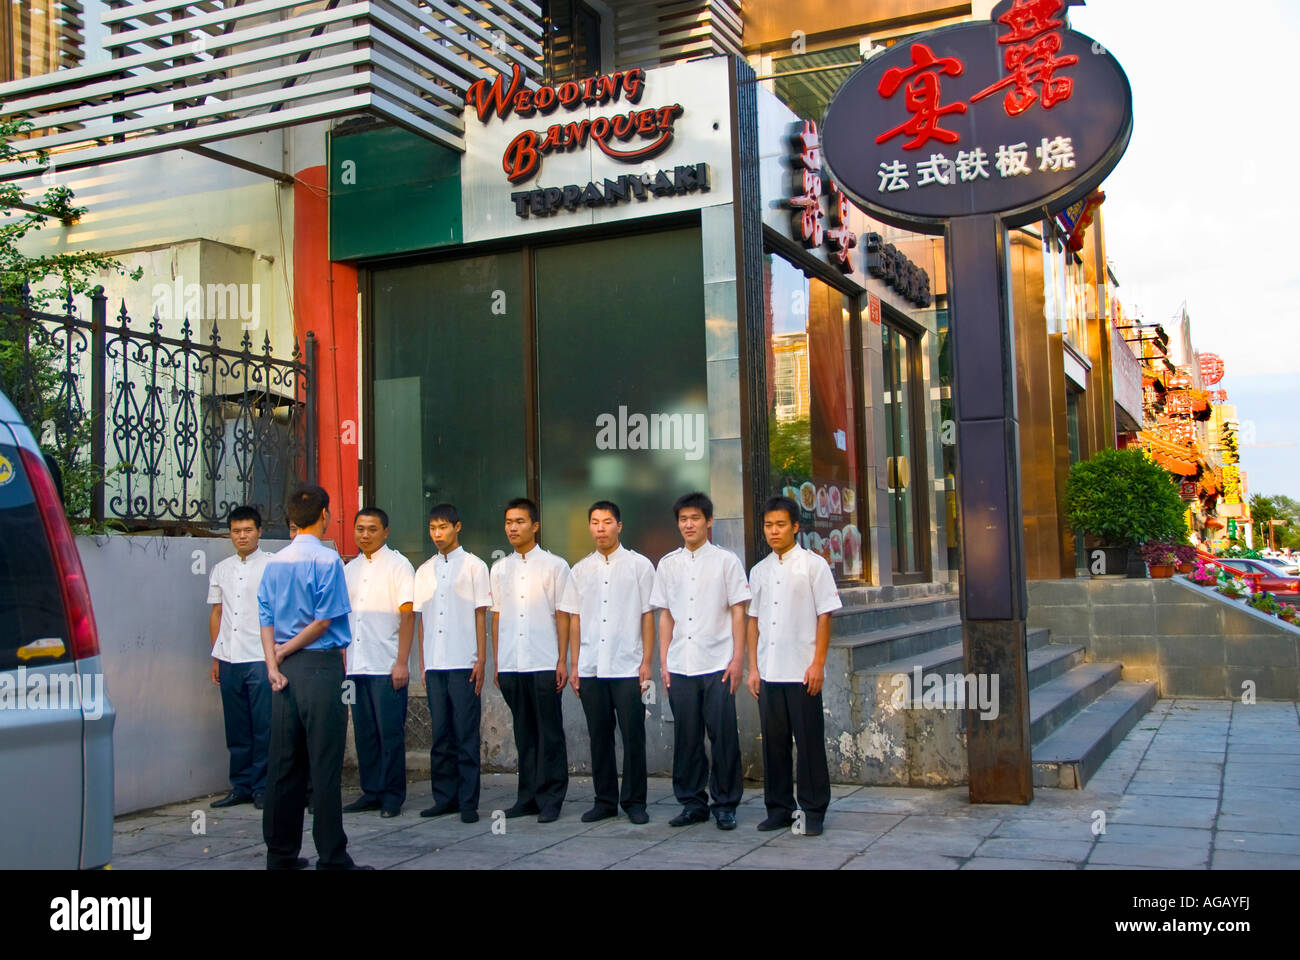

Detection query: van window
xmin=0 ymin=438 xmax=71 ymax=671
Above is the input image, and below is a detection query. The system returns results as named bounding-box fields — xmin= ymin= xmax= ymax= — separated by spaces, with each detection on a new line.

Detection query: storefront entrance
xmin=368 ymin=223 xmax=708 ymax=568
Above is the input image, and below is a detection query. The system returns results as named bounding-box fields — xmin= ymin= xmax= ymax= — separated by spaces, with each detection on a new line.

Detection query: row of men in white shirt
xmin=207 ymin=490 xmax=841 ymax=834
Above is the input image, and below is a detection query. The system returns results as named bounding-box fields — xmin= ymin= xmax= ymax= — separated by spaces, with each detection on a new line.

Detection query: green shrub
xmin=1065 ymin=447 xmax=1189 ymax=547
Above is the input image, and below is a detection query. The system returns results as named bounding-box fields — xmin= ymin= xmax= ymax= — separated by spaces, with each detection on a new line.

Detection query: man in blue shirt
xmin=258 ymin=485 xmax=369 ymax=870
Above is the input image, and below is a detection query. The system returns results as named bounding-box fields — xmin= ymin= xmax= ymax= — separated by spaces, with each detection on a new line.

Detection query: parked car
xmin=1215 ymin=558 xmax=1300 ymax=595
xmin=0 ymin=387 xmax=115 ymax=868
xmin=1258 ymin=555 xmax=1300 ymax=577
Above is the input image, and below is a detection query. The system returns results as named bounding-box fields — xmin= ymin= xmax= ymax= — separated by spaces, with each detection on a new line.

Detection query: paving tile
xmin=961 ymin=857 xmax=1078 ymax=870
xmin=497 ymin=836 xmax=662 ymax=869
xmin=389 ymin=848 xmax=520 ymax=870
xmin=724 ymin=844 xmax=856 ymax=870
xmin=971 ymin=838 xmax=1092 ymax=862
xmin=991 ymin=818 xmax=1097 ymax=842
xmin=1214 ymin=831 xmax=1300 ymax=856
xmin=1094 ymin=823 xmax=1211 ymax=847
xmin=840 ymin=850 xmax=961 ymax=870
xmin=609 ymin=844 xmax=746 ymax=870
xmin=146 ymin=834 xmax=264 ymax=859
xmin=1210 ymin=850 xmax=1300 ymax=870
xmin=1123 ymin=780 xmax=1222 ymax=799
xmin=106 ymin=853 xmax=205 ymax=870
xmin=1111 ymin=795 xmax=1219 ymax=829
xmin=1214 ymin=812 xmax=1300 ymax=835
xmin=1088 ymin=842 xmax=1209 ymax=868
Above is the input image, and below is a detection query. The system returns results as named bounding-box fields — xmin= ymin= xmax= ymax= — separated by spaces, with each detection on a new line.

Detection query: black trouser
xmin=499 ymin=670 xmax=568 ymax=816
xmin=667 ymin=670 xmax=742 ymax=814
xmin=578 ymin=676 xmax=646 ymax=813
xmin=759 ymin=680 xmax=830 ymax=822
xmin=218 ymin=659 xmax=271 ymax=797
xmin=426 ymin=668 xmax=481 ymax=811
xmin=264 ymin=650 xmax=352 ymax=869
xmin=349 ymin=673 xmax=408 ymax=809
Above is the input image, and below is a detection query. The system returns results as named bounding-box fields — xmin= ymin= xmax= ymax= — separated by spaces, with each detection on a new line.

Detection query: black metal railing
xmin=0 ymin=284 xmax=316 ymax=532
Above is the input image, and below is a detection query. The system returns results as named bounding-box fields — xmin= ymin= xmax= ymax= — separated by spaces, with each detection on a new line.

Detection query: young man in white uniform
xmin=651 ymin=491 xmax=751 ymax=830
xmin=491 ymin=497 xmax=573 ymax=823
xmin=746 ymin=495 xmax=841 ymax=836
xmin=413 ymin=503 xmax=492 ymax=823
xmin=342 ymin=507 xmax=415 ymax=818
xmin=561 ymin=500 xmax=656 ymax=824
xmin=208 ymin=505 xmax=273 ymax=809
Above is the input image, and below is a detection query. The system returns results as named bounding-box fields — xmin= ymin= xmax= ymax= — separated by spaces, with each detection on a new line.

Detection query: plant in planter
xmin=1217 ymin=577 xmax=1247 ymax=600
xmin=1139 ymin=540 xmax=1179 ymax=578
xmin=1188 ymin=561 xmax=1217 ymax=587
xmin=1279 ymin=603 xmax=1299 ymax=625
xmin=1249 ymin=590 xmax=1281 ymax=616
xmin=1174 ymin=543 xmax=1198 ymax=573
xmin=1065 ymin=448 xmax=1190 ymax=578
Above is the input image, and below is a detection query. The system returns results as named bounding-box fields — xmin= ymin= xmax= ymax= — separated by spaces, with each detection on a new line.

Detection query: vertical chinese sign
xmin=822 ymin=0 xmax=1132 ymax=804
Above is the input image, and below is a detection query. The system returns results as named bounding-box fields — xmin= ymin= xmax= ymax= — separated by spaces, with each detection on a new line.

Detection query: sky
xmin=1069 ymin=1 xmax=1300 ymax=501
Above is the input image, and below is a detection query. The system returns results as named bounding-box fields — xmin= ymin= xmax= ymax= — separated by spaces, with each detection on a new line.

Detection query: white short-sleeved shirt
xmin=207 ymin=550 xmax=272 ymax=663
xmin=650 ymin=540 xmax=751 ymax=677
xmin=344 ymin=544 xmax=415 ymax=675
xmin=560 ymin=545 xmax=656 ymax=678
xmin=748 ymin=544 xmax=843 ymax=683
xmin=491 ymin=546 xmax=571 ymax=673
xmin=413 ymin=546 xmax=492 ymax=671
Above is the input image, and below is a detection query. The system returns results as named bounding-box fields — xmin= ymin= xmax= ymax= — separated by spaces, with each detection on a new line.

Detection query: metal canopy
xmin=0 ymin=0 xmax=544 ymax=180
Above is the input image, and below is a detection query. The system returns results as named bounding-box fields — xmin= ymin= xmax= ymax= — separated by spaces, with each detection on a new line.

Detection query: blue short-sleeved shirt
xmin=257 ymin=534 xmax=353 ymax=650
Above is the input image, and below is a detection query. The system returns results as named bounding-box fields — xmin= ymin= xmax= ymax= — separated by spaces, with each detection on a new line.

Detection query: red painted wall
xmin=294 ymin=165 xmax=358 ymax=556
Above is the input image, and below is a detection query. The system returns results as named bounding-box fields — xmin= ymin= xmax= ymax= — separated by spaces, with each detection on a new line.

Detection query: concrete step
xmin=855 ymin=639 xmax=1083 ymax=692
xmin=1028 ymin=661 xmax=1122 ymax=745
xmin=1032 ymin=680 xmax=1159 ymax=788
xmin=832 ymin=595 xmax=960 ymax=638
xmin=831 ymin=615 xmax=962 ymax=671
xmin=837 ymin=580 xmax=957 ymax=609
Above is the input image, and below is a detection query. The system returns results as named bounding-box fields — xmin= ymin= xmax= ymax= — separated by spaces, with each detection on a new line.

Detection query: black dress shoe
xmin=714 ymin=810 xmax=737 ymax=831
xmin=803 ymin=819 xmax=824 ymax=837
xmin=504 ymin=802 xmax=540 ymax=819
xmin=756 ymin=814 xmax=794 ymax=831
xmin=343 ymin=797 xmax=382 ymax=813
xmin=580 ymin=807 xmax=617 ymax=823
xmin=420 ymin=802 xmax=460 ymax=818
xmin=268 ymin=856 xmax=312 ymax=871
xmin=253 ymin=794 xmax=265 ymax=811
xmin=627 ymin=808 xmax=650 ymax=825
xmin=380 ymin=806 xmax=401 ymax=818
xmin=211 ymin=791 xmax=254 ymax=809
xmin=669 ymin=809 xmax=709 ymax=827
xmin=537 ymin=809 xmax=561 ymax=823
xmin=460 ymin=810 xmax=480 ymax=824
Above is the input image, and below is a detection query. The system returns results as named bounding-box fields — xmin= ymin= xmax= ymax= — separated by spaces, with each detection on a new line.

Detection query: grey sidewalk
xmin=109 ymin=699 xmax=1300 ymax=870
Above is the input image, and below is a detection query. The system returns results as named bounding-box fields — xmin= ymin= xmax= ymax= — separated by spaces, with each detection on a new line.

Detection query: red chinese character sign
xmin=819 ymin=0 xmax=1133 ymax=805
xmin=822 ymin=0 xmax=1132 ymax=230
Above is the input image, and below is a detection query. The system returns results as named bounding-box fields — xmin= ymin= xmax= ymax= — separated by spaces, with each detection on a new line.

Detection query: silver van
xmin=0 ymin=388 xmax=115 ymax=868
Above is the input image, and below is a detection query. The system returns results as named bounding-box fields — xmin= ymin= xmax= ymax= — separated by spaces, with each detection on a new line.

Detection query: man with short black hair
xmin=259 ymin=485 xmax=367 ymax=870
xmin=343 ymin=506 xmax=415 ymax=818
xmin=491 ymin=497 xmax=572 ymax=822
xmin=746 ymin=496 xmax=840 ymax=836
xmin=560 ymin=500 xmax=655 ymax=824
xmin=208 ymin=505 xmax=273 ymax=810
xmin=651 ymin=491 xmax=750 ymax=830
xmin=414 ymin=503 xmax=492 ymax=823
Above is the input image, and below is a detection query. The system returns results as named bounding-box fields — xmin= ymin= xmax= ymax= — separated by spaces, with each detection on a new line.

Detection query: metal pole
xmin=89 ymin=286 xmax=106 ymax=526
xmin=945 ymin=214 xmax=1033 ymax=804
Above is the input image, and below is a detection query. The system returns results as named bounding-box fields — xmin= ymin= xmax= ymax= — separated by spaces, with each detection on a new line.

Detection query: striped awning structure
xmin=0 ymin=0 xmax=545 ymax=180
xmin=1137 ymin=431 xmax=1198 ymax=476
xmin=606 ymin=0 xmax=742 ymax=68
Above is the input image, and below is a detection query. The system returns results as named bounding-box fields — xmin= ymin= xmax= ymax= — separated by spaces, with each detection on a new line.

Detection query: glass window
xmin=935 ymin=306 xmax=958 ymax=573
xmin=764 ymin=253 xmax=863 ymax=580
xmin=542 ymin=0 xmax=603 ymax=84
xmin=771 ymin=44 xmax=861 ymax=124
xmin=372 ymin=253 xmax=526 ymax=568
xmin=883 ymin=319 xmax=927 ymax=579
xmin=536 ymin=227 xmax=709 ymax=565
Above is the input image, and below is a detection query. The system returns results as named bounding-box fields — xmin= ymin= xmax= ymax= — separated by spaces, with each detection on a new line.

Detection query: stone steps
xmin=1031 ymin=681 xmax=1159 ymax=788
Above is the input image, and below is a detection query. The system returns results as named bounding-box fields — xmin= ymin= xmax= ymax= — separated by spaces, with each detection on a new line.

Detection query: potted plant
xmin=1217 ymin=577 xmax=1247 ymax=600
xmin=1066 ymin=448 xmax=1190 ymax=579
xmin=1140 ymin=541 xmax=1178 ymax=578
xmin=1187 ymin=560 xmax=1218 ymax=587
xmin=1175 ymin=544 xmax=1197 ymax=574
xmin=1279 ymin=603 xmax=1299 ymax=625
xmin=1249 ymin=590 xmax=1281 ymax=616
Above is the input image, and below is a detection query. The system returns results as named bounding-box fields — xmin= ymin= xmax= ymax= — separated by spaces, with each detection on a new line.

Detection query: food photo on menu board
xmin=781 ymin=479 xmax=861 ymax=578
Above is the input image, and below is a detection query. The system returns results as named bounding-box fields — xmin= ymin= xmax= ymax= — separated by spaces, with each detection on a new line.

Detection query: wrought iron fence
xmin=0 ymin=285 xmax=316 ymax=532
